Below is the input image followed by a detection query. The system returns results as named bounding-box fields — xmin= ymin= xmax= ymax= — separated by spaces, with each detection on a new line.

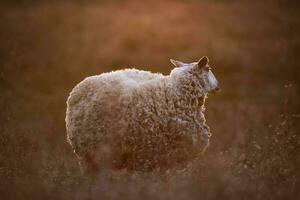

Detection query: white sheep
xmin=66 ymin=56 xmax=219 ymax=173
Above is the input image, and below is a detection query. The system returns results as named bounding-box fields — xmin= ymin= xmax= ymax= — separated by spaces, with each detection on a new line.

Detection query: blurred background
xmin=0 ymin=0 xmax=299 ymax=199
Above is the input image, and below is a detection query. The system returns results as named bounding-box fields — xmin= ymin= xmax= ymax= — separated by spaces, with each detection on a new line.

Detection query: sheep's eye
xmin=204 ymin=66 xmax=210 ymax=72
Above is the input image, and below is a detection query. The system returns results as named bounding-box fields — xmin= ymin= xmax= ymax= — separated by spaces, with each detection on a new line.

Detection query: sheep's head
xmin=170 ymin=56 xmax=220 ymax=94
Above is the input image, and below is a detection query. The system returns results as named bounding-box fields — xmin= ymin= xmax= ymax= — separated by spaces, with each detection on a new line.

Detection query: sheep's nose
xmin=215 ymin=86 xmax=220 ymax=92
xmin=212 ymin=86 xmax=220 ymax=94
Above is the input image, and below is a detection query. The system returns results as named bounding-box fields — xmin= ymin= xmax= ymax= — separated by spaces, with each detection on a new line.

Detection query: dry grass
xmin=0 ymin=0 xmax=299 ymax=199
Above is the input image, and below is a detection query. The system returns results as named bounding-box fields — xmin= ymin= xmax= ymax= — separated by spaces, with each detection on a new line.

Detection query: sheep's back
xmin=66 ymin=75 xmax=126 ymax=157
xmin=66 ymin=69 xmax=164 ymax=157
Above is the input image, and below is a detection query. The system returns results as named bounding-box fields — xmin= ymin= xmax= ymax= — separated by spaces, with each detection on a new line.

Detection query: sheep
xmin=65 ymin=56 xmax=219 ymax=173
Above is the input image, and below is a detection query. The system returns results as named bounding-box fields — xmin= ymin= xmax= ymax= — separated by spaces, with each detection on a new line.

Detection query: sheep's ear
xmin=170 ymin=59 xmax=185 ymax=67
xmin=197 ymin=56 xmax=209 ymax=69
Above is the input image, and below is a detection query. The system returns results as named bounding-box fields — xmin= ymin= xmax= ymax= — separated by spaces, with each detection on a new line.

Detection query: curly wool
xmin=66 ymin=58 xmax=217 ymax=172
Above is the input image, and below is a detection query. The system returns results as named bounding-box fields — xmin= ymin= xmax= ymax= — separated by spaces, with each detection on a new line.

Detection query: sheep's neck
xmin=169 ymin=84 xmax=206 ymax=115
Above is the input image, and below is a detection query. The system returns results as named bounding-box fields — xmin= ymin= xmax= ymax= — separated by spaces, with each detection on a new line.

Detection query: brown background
xmin=0 ymin=0 xmax=299 ymax=199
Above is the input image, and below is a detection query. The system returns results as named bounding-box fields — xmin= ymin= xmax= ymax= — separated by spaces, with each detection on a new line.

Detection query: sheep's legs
xmin=79 ymin=153 xmax=100 ymax=175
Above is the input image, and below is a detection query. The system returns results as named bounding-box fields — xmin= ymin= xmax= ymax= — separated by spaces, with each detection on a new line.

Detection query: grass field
xmin=0 ymin=0 xmax=299 ymax=199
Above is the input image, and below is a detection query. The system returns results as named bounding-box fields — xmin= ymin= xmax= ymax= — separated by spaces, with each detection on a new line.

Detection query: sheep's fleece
xmin=66 ymin=56 xmax=219 ymax=173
